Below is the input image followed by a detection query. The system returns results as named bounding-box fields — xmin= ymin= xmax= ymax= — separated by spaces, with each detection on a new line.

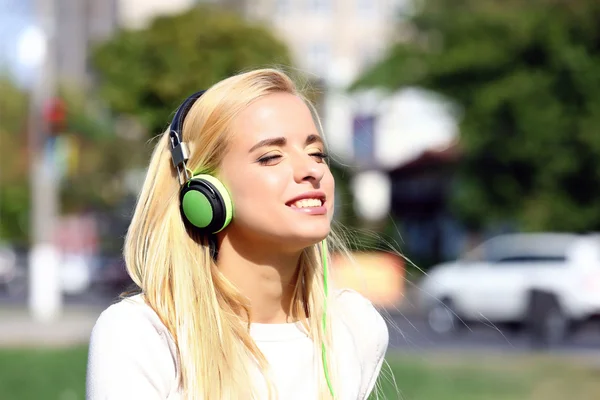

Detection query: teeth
xmin=291 ymin=198 xmax=323 ymax=208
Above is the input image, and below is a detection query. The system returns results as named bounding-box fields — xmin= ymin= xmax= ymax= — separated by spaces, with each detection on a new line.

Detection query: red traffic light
xmin=44 ymin=97 xmax=66 ymax=134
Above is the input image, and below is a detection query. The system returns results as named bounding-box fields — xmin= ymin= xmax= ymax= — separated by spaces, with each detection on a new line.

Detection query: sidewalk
xmin=0 ymin=285 xmax=422 ymax=348
xmin=0 ymin=305 xmax=104 ymax=348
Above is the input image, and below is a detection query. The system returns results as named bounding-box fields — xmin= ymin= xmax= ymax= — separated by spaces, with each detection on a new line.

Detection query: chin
xmin=288 ymin=224 xmax=331 ymax=249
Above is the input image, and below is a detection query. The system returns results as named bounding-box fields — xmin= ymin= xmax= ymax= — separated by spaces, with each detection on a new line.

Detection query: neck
xmin=216 ymin=234 xmax=306 ymax=324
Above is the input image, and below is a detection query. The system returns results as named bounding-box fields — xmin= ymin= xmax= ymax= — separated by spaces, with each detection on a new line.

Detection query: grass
xmin=0 ymin=345 xmax=88 ymax=400
xmin=373 ymin=351 xmax=600 ymax=400
xmin=1 ymin=346 xmax=599 ymax=399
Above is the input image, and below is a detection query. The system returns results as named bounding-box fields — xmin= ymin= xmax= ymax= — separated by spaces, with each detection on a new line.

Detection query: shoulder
xmin=333 ymin=288 xmax=389 ymax=357
xmin=87 ymin=294 xmax=179 ymax=398
xmin=94 ymin=295 xmax=143 ymax=324
xmin=91 ymin=295 xmax=169 ymax=342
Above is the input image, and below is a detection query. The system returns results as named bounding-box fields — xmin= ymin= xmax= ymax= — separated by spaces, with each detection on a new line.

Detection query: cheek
xmin=321 ymin=170 xmax=335 ymax=214
xmin=227 ymin=169 xmax=288 ymax=209
xmin=323 ymin=170 xmax=335 ymax=196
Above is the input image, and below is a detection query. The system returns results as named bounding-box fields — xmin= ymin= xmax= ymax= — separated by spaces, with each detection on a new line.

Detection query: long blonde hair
xmin=123 ymin=68 xmax=340 ymax=399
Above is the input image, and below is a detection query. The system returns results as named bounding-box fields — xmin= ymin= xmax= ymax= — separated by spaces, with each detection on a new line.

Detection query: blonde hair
xmin=123 ymin=68 xmax=342 ymax=399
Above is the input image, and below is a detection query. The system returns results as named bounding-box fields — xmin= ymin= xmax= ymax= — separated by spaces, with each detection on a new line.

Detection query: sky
xmin=0 ymin=0 xmax=36 ymax=87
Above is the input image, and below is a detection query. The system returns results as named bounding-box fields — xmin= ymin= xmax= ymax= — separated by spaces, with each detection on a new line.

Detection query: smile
xmin=289 ymin=198 xmax=323 ymax=208
xmin=285 ymin=191 xmax=328 ymax=215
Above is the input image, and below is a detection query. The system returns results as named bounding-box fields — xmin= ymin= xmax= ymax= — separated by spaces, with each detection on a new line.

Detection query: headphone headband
xmin=169 ymin=90 xmax=206 ymax=176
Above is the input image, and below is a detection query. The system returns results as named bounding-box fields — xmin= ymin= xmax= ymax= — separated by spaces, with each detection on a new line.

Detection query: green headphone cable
xmin=321 ymin=240 xmax=335 ymax=398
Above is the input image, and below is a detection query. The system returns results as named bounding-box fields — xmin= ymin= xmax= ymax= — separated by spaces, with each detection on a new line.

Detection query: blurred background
xmin=2 ymin=0 xmax=600 ymax=398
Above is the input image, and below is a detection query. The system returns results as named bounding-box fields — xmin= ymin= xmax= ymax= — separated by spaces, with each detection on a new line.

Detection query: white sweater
xmin=86 ymin=289 xmax=389 ymax=400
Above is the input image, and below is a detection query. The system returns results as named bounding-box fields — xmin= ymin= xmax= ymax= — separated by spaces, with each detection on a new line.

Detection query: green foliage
xmin=353 ymin=0 xmax=600 ymax=232
xmin=57 ymin=86 xmax=116 ymax=142
xmin=0 ymin=77 xmax=30 ymax=244
xmin=0 ymin=76 xmax=147 ymax=243
xmin=52 ymin=87 xmax=149 ymax=215
xmin=91 ymin=5 xmax=293 ymax=136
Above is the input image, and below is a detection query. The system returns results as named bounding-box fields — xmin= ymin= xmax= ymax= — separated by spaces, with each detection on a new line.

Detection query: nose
xmin=292 ymin=153 xmax=325 ymax=185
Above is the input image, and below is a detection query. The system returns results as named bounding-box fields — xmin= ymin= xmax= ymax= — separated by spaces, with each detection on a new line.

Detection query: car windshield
xmin=463 ymin=234 xmax=580 ymax=263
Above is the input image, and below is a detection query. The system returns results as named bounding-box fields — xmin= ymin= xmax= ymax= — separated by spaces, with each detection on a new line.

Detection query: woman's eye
xmin=257 ymin=154 xmax=282 ymax=165
xmin=310 ymin=152 xmax=329 ymax=163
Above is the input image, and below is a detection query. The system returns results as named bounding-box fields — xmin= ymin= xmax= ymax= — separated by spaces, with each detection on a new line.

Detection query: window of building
xmin=307 ymin=42 xmax=330 ymax=77
xmin=357 ymin=0 xmax=377 ymax=17
xmin=352 ymin=114 xmax=376 ymax=167
xmin=358 ymin=43 xmax=383 ymax=70
xmin=275 ymin=0 xmax=292 ymax=15
xmin=308 ymin=0 xmax=331 ymax=14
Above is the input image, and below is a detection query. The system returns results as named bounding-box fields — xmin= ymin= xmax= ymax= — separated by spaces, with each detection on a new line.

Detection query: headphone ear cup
xmin=180 ymin=175 xmax=233 ymax=234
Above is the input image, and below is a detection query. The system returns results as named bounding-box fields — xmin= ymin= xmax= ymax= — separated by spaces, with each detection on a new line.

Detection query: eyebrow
xmin=248 ymin=134 xmax=323 ymax=153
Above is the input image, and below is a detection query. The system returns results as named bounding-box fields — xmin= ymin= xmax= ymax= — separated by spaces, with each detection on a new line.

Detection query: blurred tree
xmin=0 ymin=77 xmax=30 ymax=244
xmin=217 ymin=0 xmax=247 ymax=14
xmin=0 ymin=76 xmax=148 ymax=245
xmin=353 ymin=0 xmax=600 ymax=232
xmin=53 ymin=86 xmax=149 ymax=214
xmin=91 ymin=4 xmax=292 ymax=136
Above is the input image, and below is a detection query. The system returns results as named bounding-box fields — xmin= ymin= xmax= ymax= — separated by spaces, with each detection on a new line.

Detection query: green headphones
xmin=169 ymin=90 xmax=335 ymax=398
xmin=169 ymin=90 xmax=234 ymax=235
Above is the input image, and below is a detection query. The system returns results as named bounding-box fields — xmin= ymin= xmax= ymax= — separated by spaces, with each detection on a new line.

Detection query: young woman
xmin=86 ymin=68 xmax=389 ymax=400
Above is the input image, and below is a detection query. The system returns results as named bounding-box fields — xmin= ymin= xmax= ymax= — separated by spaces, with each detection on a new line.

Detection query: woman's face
xmin=218 ymin=92 xmax=335 ymax=251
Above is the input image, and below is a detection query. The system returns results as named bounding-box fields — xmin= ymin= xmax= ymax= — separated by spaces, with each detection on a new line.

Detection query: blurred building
xmin=55 ymin=0 xmax=119 ymax=89
xmin=245 ymin=0 xmax=406 ymax=85
xmin=118 ymin=0 xmax=196 ymax=29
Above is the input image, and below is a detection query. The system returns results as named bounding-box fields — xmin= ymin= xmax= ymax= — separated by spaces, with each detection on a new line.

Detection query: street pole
xmin=28 ymin=0 xmax=62 ymax=322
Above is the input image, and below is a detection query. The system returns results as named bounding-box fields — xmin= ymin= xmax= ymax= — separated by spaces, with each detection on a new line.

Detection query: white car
xmin=419 ymin=233 xmax=600 ymax=347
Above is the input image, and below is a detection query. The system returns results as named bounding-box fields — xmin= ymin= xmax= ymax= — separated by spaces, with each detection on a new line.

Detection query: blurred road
xmin=385 ymin=310 xmax=600 ymax=356
xmin=2 ymin=290 xmax=600 ymax=355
